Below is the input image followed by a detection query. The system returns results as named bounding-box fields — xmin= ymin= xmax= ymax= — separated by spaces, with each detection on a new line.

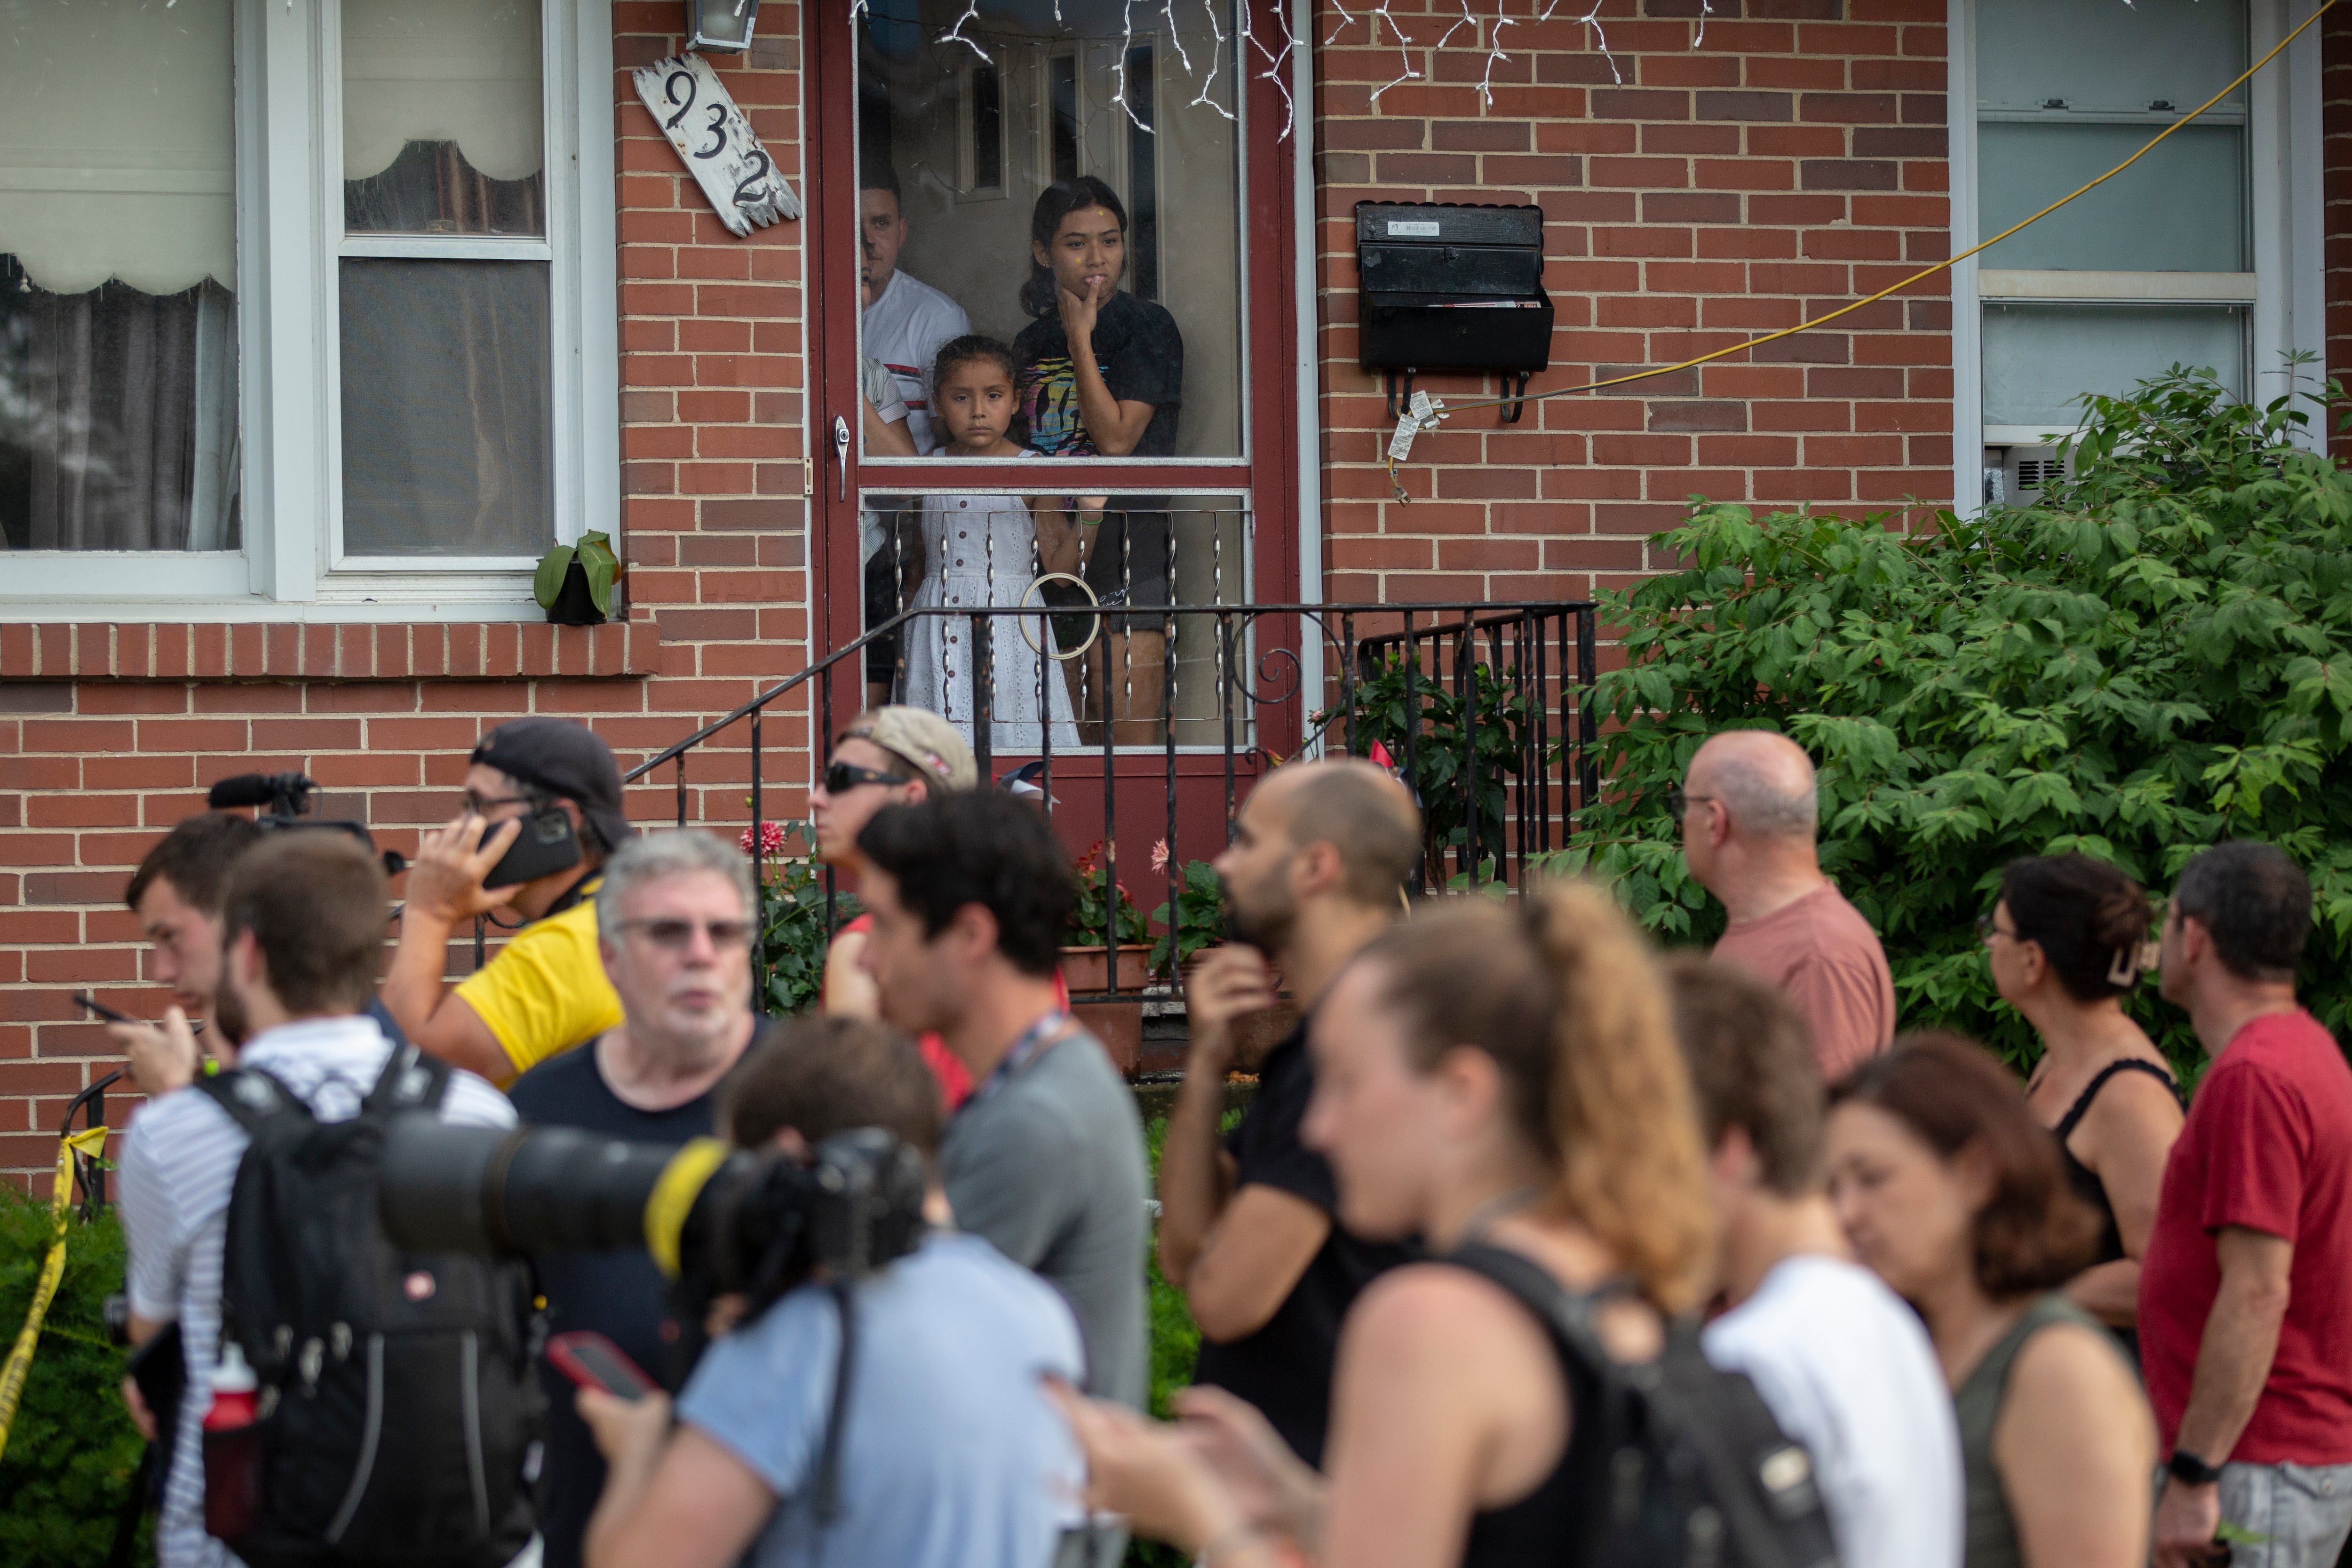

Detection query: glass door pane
xmin=853 ymin=0 xmax=1244 ymax=460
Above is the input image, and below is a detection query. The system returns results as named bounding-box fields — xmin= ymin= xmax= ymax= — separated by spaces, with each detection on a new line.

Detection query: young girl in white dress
xmin=901 ymin=336 xmax=1081 ymax=752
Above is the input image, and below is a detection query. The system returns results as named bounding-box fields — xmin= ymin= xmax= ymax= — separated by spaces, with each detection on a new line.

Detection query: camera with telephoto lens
xmin=207 ymin=771 xmax=408 ymax=877
xmin=376 ymin=1116 xmax=929 ymax=1386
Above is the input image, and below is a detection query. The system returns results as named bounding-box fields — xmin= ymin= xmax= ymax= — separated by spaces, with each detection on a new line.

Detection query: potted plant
xmin=533 ymin=531 xmax=622 ymax=626
xmin=1063 ymin=841 xmax=1152 ymax=992
xmin=1148 ymin=855 xmax=1225 ymax=979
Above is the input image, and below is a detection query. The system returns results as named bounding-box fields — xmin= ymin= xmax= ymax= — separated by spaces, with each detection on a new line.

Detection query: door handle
xmin=832 ymin=415 xmax=850 ymax=502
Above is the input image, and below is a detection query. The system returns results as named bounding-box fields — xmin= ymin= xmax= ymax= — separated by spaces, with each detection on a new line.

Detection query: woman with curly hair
xmin=1053 ymin=881 xmax=1717 ymax=1568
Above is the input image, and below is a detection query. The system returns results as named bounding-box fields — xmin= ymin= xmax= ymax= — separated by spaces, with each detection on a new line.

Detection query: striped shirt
xmin=119 ymin=1015 xmax=514 ymax=1568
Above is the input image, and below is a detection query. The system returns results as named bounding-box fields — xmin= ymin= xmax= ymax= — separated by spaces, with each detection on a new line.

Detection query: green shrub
xmin=1326 ymin=653 xmax=1531 ymax=883
xmin=0 ymin=1181 xmax=151 ymax=1567
xmin=749 ymin=822 xmax=858 ymax=1015
xmin=1546 ymin=366 xmax=2352 ymax=1080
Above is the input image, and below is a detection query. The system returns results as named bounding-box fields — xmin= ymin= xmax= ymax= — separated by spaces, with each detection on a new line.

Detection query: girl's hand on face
xmin=1057 ymin=279 xmax=1101 ymax=345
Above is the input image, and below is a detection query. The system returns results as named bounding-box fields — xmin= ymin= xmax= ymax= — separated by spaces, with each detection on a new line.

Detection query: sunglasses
xmin=824 ymin=760 xmax=910 ymax=796
xmin=1664 ymin=785 xmax=1716 ymax=816
xmin=615 ymin=917 xmax=755 ymax=951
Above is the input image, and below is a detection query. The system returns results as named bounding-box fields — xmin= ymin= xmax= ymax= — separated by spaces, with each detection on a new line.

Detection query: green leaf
xmin=574 ymin=531 xmax=621 ymax=615
xmin=1560 ymin=361 xmax=2352 ymax=1082
xmin=533 ymin=542 xmax=578 ymax=609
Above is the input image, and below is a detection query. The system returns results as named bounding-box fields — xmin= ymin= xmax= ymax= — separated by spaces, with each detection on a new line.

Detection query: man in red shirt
xmin=2142 ymin=841 xmax=2352 ymax=1568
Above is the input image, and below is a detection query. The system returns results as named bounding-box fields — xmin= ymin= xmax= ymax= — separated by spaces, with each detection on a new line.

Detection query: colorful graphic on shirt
xmin=1018 ymin=356 xmax=1099 ymax=456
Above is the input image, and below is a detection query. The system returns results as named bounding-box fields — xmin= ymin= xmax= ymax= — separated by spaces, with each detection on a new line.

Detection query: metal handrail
xmin=624 ymin=598 xmax=1600 ymax=1020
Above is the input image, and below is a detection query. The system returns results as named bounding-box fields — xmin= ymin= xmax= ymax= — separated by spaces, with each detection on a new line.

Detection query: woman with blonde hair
xmin=1053 ymin=881 xmax=1716 ymax=1567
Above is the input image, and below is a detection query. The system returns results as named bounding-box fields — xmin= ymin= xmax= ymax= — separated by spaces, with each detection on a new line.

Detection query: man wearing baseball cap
xmin=382 ymin=717 xmax=636 ymax=1084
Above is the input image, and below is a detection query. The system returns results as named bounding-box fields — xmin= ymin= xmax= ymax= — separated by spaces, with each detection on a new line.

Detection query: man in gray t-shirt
xmin=941 ymin=1021 xmax=1150 ymax=1409
xmin=854 ymin=791 xmax=1151 ymax=1411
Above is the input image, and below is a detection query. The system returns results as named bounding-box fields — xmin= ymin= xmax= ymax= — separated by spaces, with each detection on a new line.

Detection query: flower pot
xmin=1059 ymin=942 xmax=1155 ymax=994
xmin=544 ymin=557 xmax=607 ymax=626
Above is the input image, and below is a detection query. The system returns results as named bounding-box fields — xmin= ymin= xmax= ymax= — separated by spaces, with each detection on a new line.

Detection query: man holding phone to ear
xmin=383 ymin=717 xmax=634 ymax=1085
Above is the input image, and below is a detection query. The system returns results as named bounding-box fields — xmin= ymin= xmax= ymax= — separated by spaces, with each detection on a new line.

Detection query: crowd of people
xmin=92 ymin=710 xmax=2352 ymax=1568
xmin=857 ymin=168 xmax=1183 ymax=748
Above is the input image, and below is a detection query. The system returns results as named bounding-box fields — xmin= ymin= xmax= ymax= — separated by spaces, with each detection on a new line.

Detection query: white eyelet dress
xmin=900 ymin=492 xmax=1082 ymax=752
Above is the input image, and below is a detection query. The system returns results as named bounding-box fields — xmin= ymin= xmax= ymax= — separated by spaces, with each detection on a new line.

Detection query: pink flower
xmin=1151 ymin=838 xmax=1170 ymax=874
xmin=739 ymin=821 xmax=789 ymax=857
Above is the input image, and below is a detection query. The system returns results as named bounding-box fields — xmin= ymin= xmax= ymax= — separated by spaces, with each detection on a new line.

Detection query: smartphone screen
xmin=547 ymin=1331 xmax=658 ymax=1402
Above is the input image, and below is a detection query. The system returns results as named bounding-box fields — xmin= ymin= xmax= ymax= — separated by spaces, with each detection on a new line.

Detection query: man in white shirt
xmin=859 ymin=168 xmax=969 ymax=454
xmin=1665 ymin=954 xmax=1963 ymax=1568
xmin=117 ymin=832 xmax=514 ymax=1568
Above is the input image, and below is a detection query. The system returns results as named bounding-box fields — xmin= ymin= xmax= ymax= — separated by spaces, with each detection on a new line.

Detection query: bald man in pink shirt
xmin=1677 ymin=730 xmax=1896 ymax=1082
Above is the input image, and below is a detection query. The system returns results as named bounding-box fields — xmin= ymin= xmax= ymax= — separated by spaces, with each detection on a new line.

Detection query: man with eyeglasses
xmin=1675 ymin=729 xmax=1895 ymax=1082
xmin=506 ymin=828 xmax=765 ymax=1568
xmin=383 ymin=716 xmax=634 ymax=1085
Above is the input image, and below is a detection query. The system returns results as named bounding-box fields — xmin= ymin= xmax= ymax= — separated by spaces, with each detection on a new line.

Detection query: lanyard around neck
xmin=963 ymin=1010 xmax=1070 ymax=1112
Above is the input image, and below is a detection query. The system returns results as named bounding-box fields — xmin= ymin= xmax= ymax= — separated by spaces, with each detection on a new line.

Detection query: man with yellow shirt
xmin=383 ymin=718 xmax=633 ymax=1085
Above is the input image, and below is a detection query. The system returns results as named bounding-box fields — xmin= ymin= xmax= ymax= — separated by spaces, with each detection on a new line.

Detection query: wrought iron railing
xmin=626 ymin=598 xmax=1599 ymax=1028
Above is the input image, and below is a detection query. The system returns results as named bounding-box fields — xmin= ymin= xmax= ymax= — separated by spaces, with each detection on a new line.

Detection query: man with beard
xmin=1154 ymin=758 xmax=1422 ymax=1466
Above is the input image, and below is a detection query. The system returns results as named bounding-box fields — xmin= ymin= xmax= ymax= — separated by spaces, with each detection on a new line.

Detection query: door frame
xmin=803 ymin=0 xmax=1303 ymax=757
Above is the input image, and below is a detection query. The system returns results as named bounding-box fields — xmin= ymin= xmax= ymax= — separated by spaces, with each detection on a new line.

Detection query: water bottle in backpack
xmin=194 ymin=1044 xmax=542 ymax=1568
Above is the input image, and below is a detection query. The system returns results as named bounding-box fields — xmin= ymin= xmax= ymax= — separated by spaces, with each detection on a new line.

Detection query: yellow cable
xmin=1384 ymin=0 xmax=2337 ymax=481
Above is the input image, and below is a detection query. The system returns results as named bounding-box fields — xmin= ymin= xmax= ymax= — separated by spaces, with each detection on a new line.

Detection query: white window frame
xmin=0 ymin=0 xmax=618 ymax=620
xmin=1948 ymin=0 xmax=2324 ymax=514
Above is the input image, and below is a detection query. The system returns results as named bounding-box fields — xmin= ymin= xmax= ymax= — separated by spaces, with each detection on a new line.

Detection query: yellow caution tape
xmin=0 ymin=1125 xmax=111 ymax=1465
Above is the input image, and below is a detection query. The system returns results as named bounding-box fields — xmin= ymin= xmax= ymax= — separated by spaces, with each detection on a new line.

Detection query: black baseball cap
xmin=469 ymin=718 xmax=636 ymax=852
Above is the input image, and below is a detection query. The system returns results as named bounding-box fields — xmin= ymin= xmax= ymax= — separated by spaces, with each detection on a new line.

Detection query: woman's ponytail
xmin=1361 ymin=880 xmax=1717 ymax=1313
xmin=1528 ymin=882 xmax=1716 ymax=1315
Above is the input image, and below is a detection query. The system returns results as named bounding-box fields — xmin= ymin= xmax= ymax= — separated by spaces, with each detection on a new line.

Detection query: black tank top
xmin=2050 ymin=1057 xmax=2180 ymax=1361
xmin=1447 ymin=1250 xmax=1611 ymax=1568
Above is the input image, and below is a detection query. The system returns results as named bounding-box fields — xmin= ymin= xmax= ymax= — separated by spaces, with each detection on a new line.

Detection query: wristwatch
xmin=2169 ymin=1449 xmax=2224 ymax=1487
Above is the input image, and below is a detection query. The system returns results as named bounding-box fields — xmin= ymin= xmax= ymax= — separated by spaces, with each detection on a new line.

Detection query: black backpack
xmin=1447 ymin=1244 xmax=1841 ymax=1568
xmin=195 ymin=1043 xmax=541 ymax=1568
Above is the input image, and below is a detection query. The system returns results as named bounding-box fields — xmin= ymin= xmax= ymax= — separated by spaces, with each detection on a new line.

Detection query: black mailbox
xmin=1355 ymin=201 xmax=1551 ymax=418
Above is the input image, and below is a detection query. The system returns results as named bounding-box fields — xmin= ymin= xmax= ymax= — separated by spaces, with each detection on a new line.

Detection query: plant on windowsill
xmin=533 ymin=531 xmax=621 ymax=626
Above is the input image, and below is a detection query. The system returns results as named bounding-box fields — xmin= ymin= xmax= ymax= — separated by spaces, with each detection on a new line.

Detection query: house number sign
xmin=631 ymin=53 xmax=802 ymax=236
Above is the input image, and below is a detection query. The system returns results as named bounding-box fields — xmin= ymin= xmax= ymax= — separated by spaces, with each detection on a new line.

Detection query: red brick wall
xmin=1311 ymin=0 xmax=1955 ymax=606
xmin=0 ymin=5 xmax=818 ymax=1183
xmin=2327 ymin=3 xmax=2352 ymax=459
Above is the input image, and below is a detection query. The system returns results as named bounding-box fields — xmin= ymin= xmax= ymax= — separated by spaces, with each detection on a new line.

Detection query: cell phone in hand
xmin=75 ymin=991 xmax=138 ymax=1025
xmin=547 ymin=1331 xmax=658 ymax=1402
xmin=480 ymin=805 xmax=583 ymax=891
xmin=76 ymin=991 xmax=206 ymax=1036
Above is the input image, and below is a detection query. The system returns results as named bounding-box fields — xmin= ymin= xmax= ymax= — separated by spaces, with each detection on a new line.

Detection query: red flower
xmin=739 ymin=821 xmax=789 ymax=857
xmin=1150 ymin=838 xmax=1170 ymax=874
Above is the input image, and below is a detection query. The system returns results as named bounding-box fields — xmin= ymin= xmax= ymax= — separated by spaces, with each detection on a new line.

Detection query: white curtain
xmin=0 ymin=0 xmax=235 ymax=295
xmin=342 ymin=0 xmax=545 ymax=184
